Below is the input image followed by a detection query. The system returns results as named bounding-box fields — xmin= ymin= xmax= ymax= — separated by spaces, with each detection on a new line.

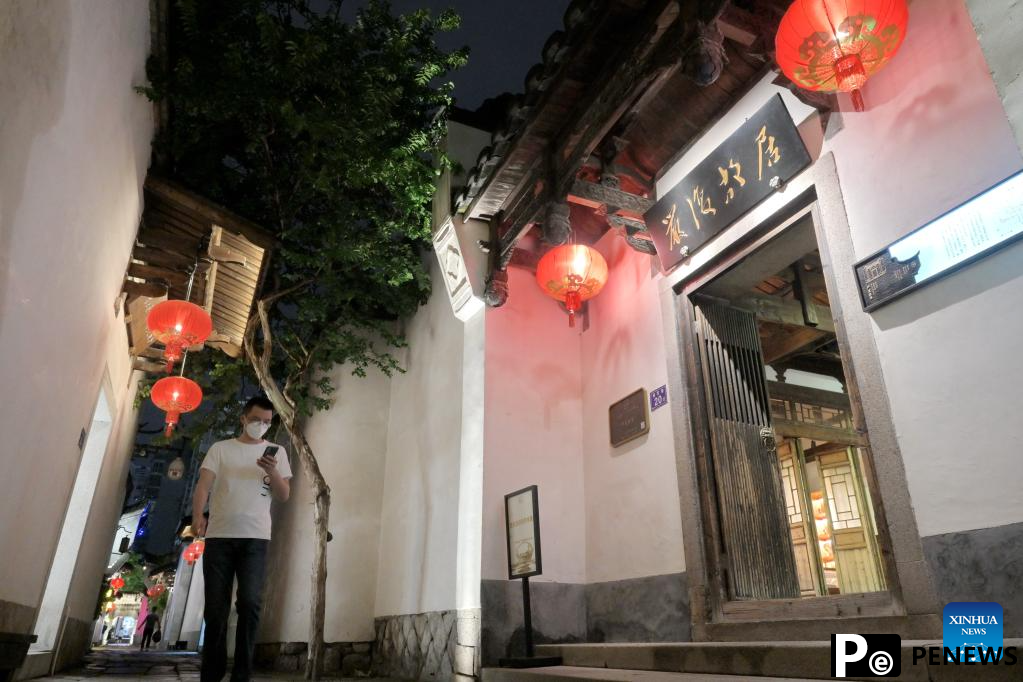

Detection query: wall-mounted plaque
xmin=855 ymin=170 xmax=1023 ymax=311
xmin=505 ymin=485 xmax=542 ymax=580
xmin=650 ymin=385 xmax=668 ymax=412
xmin=644 ymin=95 xmax=812 ymax=271
xmin=609 ymin=388 xmax=650 ymax=447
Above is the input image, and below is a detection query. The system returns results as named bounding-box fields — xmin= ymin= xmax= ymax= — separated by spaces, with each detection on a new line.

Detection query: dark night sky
xmin=345 ymin=0 xmax=573 ymax=110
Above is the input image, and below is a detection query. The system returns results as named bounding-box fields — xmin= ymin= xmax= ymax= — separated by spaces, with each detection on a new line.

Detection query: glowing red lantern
xmin=535 ymin=244 xmax=609 ymax=328
xmin=109 ymin=576 xmax=125 ymax=590
xmin=775 ymin=0 xmax=909 ymax=112
xmin=186 ymin=539 xmax=206 ymax=565
xmin=147 ymin=584 xmax=165 ymax=599
xmin=147 ymin=300 xmax=213 ymax=373
xmin=151 ymin=376 xmax=203 ymax=437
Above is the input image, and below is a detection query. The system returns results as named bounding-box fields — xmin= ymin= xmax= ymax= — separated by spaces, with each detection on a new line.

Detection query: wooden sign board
xmin=855 ymin=169 xmax=1023 ymax=311
xmin=644 ymin=95 xmax=811 ymax=271
xmin=609 ymin=388 xmax=649 ymax=447
xmin=505 ymin=485 xmax=542 ymax=580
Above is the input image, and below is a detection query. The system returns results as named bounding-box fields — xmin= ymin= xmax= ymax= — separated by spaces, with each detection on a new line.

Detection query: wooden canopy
xmin=450 ymin=0 xmax=828 ymax=306
xmin=123 ymin=176 xmax=275 ymax=371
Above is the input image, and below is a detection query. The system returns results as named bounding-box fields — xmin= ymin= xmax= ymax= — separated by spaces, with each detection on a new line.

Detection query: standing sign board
xmin=505 ymin=485 xmax=542 ymax=580
xmin=644 ymin=94 xmax=812 ymax=271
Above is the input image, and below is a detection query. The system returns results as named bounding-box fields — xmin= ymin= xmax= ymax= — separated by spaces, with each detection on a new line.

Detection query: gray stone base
xmin=254 ymin=640 xmax=373 ymax=676
xmin=373 ymin=609 xmax=480 ymax=681
xmin=481 ymin=574 xmax=689 ymax=666
xmin=923 ymin=520 xmax=1023 ymax=637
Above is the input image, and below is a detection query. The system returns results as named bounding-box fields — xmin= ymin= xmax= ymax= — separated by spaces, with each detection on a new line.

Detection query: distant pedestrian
xmin=139 ymin=612 xmax=161 ymax=650
xmin=192 ymin=396 xmax=292 ymax=682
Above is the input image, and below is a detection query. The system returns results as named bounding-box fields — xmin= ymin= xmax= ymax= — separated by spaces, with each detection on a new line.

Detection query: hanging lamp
xmin=535 ymin=244 xmax=609 ymax=328
xmin=146 ymin=300 xmax=213 ymax=373
xmin=775 ymin=0 xmax=909 ymax=111
xmin=109 ymin=576 xmax=125 ymax=590
xmin=151 ymin=376 xmax=203 ymax=437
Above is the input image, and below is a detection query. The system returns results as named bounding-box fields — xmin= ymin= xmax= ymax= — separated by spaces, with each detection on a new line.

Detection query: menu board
xmin=855 ymin=171 xmax=1023 ymax=311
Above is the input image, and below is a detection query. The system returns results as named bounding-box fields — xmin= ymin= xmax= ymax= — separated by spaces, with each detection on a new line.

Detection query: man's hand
xmin=193 ymin=515 xmax=207 ymax=538
xmin=257 ymin=453 xmax=279 ymax=476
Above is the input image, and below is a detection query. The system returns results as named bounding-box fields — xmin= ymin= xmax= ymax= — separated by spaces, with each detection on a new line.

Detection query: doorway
xmin=31 ymin=384 xmax=114 ymax=652
xmin=683 ymin=209 xmax=888 ymax=603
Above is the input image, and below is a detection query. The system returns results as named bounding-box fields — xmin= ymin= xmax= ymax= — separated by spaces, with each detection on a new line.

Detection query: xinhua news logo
xmin=831 ymin=634 xmax=900 ymax=678
xmin=944 ymin=602 xmax=1003 ymax=662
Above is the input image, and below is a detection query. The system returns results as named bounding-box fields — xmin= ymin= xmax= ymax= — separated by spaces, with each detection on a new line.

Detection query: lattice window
xmin=779 ymin=457 xmax=803 ymax=524
xmin=822 ymin=463 xmax=862 ymax=530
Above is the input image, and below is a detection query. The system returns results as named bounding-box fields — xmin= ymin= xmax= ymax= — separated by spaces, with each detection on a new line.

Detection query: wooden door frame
xmin=657 ymin=153 xmax=941 ymax=640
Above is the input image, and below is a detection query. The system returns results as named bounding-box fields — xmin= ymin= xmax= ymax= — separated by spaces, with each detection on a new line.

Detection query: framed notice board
xmin=609 ymin=388 xmax=650 ymax=447
xmin=505 ymin=485 xmax=542 ymax=580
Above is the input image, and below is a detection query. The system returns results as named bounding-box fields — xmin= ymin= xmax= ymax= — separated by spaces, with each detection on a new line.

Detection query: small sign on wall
xmin=609 ymin=388 xmax=650 ymax=447
xmin=505 ymin=485 xmax=542 ymax=580
xmin=650 ymin=385 xmax=668 ymax=411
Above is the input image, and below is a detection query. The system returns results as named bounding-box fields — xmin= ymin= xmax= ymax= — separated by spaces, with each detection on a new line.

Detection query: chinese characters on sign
xmin=645 ymin=95 xmax=812 ymax=271
xmin=855 ymin=169 xmax=1023 ymax=311
xmin=650 ymin=385 xmax=668 ymax=411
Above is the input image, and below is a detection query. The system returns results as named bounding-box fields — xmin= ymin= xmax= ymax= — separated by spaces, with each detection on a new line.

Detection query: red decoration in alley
xmin=109 ymin=576 xmax=125 ymax=590
xmin=151 ymin=376 xmax=203 ymax=437
xmin=535 ymin=244 xmax=609 ymax=328
xmin=184 ymin=539 xmax=206 ymax=565
xmin=147 ymin=584 xmax=165 ymax=599
xmin=775 ymin=0 xmax=909 ymax=111
xmin=146 ymin=300 xmax=214 ymax=373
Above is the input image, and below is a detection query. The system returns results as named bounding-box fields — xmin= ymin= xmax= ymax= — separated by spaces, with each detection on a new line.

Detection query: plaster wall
xmin=374 ymin=256 xmax=471 ymax=617
xmin=482 ymin=268 xmax=586 ymax=585
xmin=655 ymin=0 xmax=1023 ymax=540
xmin=967 ymin=0 xmax=1023 ymax=152
xmin=0 ymin=0 xmax=152 ymax=639
xmin=260 ymin=356 xmax=392 ymax=644
xmin=580 ymin=234 xmax=685 ymax=583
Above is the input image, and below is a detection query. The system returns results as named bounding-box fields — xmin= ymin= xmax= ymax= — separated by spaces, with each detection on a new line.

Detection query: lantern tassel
xmin=851 ymin=88 xmax=865 ymax=113
xmin=568 ymin=310 xmax=576 ymax=328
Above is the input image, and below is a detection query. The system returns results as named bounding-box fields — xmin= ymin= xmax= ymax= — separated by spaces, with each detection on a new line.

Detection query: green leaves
xmin=143 ymin=0 xmax=464 ymax=430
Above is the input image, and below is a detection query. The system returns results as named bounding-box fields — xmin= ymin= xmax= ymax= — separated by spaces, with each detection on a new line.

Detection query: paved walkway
xmin=31 ymin=647 xmax=387 ymax=682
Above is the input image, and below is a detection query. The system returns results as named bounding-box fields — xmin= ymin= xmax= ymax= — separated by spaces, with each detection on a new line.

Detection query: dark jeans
xmin=140 ymin=627 xmax=156 ymax=650
xmin=201 ymin=538 xmax=269 ymax=682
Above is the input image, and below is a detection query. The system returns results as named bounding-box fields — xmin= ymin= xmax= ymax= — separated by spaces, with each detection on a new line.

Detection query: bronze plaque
xmin=609 ymin=388 xmax=650 ymax=447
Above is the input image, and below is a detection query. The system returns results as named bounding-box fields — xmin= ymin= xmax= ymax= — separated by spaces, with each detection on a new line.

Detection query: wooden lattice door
xmin=694 ymin=299 xmax=801 ymax=600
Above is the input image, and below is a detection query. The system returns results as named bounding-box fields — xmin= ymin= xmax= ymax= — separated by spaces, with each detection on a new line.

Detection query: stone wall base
xmin=372 ymin=608 xmax=481 ymax=681
xmin=254 ymin=641 xmax=373 ymax=677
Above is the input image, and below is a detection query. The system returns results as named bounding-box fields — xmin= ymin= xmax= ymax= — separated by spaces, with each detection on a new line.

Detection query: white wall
xmin=654 ymin=0 xmax=1023 ymax=538
xmin=967 ymin=0 xmax=1023 ymax=152
xmin=374 ymin=256 xmax=471 ymax=616
xmin=0 ymin=0 xmax=152 ymax=636
xmin=482 ymin=268 xmax=587 ymax=584
xmin=581 ymin=234 xmax=686 ymax=583
xmin=260 ymin=358 xmax=392 ymax=643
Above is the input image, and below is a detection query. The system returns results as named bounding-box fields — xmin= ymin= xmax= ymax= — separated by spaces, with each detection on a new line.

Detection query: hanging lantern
xmin=535 ymin=244 xmax=609 ymax=328
xmin=146 ymin=300 xmax=213 ymax=373
xmin=775 ymin=0 xmax=909 ymax=112
xmin=109 ymin=576 xmax=125 ymax=590
xmin=147 ymin=584 xmax=165 ymax=599
xmin=186 ymin=539 xmax=206 ymax=564
xmin=151 ymin=377 xmax=203 ymax=437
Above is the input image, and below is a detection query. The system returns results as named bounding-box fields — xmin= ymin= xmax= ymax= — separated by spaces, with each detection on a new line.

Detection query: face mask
xmin=245 ymin=421 xmax=270 ymax=440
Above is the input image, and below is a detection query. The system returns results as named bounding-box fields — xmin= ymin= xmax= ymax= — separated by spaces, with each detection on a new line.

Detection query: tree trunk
xmin=244 ymin=316 xmax=331 ymax=681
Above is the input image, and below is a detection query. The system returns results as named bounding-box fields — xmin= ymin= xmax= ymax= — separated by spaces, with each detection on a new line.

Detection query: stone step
xmin=531 ymin=640 xmax=1023 ymax=682
xmin=482 ymin=666 xmax=818 ymax=682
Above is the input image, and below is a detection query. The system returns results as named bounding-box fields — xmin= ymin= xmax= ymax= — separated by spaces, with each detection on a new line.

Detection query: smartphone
xmin=263 ymin=445 xmax=279 ymax=461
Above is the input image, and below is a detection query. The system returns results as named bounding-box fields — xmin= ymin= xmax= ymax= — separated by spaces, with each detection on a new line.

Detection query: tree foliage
xmin=140 ymin=0 xmax=467 ymax=425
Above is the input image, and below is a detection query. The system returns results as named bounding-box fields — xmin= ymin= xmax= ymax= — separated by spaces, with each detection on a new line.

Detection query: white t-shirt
xmin=201 ymin=439 xmax=293 ymax=540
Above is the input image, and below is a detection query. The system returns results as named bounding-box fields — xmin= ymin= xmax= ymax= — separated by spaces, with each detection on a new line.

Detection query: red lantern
xmin=151 ymin=376 xmax=203 ymax=437
xmin=147 ymin=300 xmax=213 ymax=373
xmin=775 ymin=0 xmax=909 ymax=112
xmin=147 ymin=584 xmax=165 ymax=599
xmin=109 ymin=576 xmax=125 ymax=590
xmin=535 ymin=244 xmax=609 ymax=328
xmin=186 ymin=539 xmax=206 ymax=565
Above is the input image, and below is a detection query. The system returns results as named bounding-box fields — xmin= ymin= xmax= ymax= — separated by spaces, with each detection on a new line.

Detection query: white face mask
xmin=244 ymin=421 xmax=270 ymax=440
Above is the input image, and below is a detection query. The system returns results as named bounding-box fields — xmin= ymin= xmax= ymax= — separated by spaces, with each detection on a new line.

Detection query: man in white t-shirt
xmin=192 ymin=396 xmax=292 ymax=682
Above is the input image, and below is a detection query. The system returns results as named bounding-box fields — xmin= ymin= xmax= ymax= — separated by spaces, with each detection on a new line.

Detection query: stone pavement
xmin=31 ymin=647 xmax=397 ymax=682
